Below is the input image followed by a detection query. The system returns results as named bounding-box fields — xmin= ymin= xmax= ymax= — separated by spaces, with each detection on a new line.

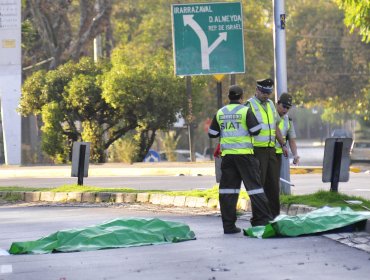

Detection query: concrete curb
xmin=0 ymin=191 xmax=251 ymax=211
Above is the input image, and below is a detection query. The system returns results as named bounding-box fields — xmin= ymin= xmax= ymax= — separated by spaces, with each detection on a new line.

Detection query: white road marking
xmin=0 ymin=264 xmax=13 ymax=274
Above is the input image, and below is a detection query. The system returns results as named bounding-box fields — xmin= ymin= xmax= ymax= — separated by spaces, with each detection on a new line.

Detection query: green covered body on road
xmin=9 ymin=218 xmax=195 ymax=254
xmin=245 ymin=206 xmax=370 ymax=238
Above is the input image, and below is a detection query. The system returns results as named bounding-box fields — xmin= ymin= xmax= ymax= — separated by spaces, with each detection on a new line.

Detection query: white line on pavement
xmin=0 ymin=264 xmax=13 ymax=274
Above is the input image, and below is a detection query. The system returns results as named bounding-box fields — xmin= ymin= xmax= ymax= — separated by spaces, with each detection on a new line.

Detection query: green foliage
xmin=287 ymin=0 xmax=370 ymax=123
xmin=241 ymin=0 xmax=274 ymax=94
xmin=102 ymin=45 xmax=197 ymax=161
xmin=108 ymin=133 xmax=140 ymax=164
xmin=21 ymin=19 xmax=39 ymax=50
xmin=2 ymin=192 xmax=24 ymax=202
xmin=335 ymin=0 xmax=370 ymax=43
xmin=159 ymin=131 xmax=181 ymax=162
xmin=20 ymin=58 xmax=117 ymax=163
xmin=81 ymin=121 xmax=105 ymax=163
xmin=164 ymin=185 xmax=249 ymax=201
xmin=41 ymin=102 xmax=69 ymax=163
xmin=51 ymin=185 xmax=142 ymax=193
xmin=19 ymin=70 xmax=47 ymax=115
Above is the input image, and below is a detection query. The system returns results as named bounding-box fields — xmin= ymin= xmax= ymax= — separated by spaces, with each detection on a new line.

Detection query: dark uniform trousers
xmin=219 ymin=154 xmax=273 ymax=231
xmin=253 ymin=147 xmax=281 ymax=218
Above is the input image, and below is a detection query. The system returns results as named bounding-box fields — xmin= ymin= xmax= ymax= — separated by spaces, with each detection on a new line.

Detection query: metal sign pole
xmin=77 ymin=145 xmax=86 ymax=186
xmin=330 ymin=141 xmax=343 ymax=192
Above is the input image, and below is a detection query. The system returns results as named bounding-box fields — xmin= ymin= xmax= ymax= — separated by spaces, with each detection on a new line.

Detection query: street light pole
xmin=273 ymin=0 xmax=290 ymax=194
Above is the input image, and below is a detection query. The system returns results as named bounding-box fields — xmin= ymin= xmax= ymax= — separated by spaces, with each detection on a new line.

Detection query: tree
xmin=22 ymin=0 xmax=113 ymax=70
xmin=20 ymin=50 xmax=205 ymax=163
xmin=19 ymin=58 xmax=134 ymax=163
xmin=102 ymin=44 xmax=205 ymax=161
xmin=335 ymin=0 xmax=370 ymax=43
xmin=286 ymin=0 xmax=370 ymax=122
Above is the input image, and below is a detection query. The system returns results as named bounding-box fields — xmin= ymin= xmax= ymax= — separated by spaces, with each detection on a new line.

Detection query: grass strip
xmin=281 ymin=190 xmax=370 ymax=211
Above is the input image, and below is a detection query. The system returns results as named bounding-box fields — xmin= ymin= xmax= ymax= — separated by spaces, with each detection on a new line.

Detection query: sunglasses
xmin=282 ymin=104 xmax=291 ymax=109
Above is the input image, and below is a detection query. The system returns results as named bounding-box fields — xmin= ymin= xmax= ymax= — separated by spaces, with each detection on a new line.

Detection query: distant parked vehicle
xmin=350 ymin=141 xmax=370 ymax=163
xmin=159 ymin=150 xmax=206 ymax=162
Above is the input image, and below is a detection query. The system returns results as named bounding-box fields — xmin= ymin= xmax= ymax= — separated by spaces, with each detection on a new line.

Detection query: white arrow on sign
xmin=183 ymin=15 xmax=227 ymax=70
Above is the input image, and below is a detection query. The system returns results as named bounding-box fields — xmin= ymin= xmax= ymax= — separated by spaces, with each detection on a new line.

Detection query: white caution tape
xmin=0 ymin=264 xmax=13 ymax=274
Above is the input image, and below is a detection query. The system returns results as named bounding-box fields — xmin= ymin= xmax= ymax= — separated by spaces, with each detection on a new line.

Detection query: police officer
xmin=208 ymin=85 xmax=273 ymax=234
xmin=275 ymin=93 xmax=300 ymax=166
xmin=246 ymin=78 xmax=288 ymax=218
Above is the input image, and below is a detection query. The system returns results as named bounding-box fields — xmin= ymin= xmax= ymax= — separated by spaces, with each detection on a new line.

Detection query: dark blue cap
xmin=256 ymin=78 xmax=274 ymax=93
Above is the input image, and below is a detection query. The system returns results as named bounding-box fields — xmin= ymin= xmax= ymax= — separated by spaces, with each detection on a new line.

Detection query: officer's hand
xmin=213 ymin=143 xmax=221 ymax=158
xmin=282 ymin=146 xmax=289 ymax=157
xmin=293 ymin=155 xmax=300 ymax=165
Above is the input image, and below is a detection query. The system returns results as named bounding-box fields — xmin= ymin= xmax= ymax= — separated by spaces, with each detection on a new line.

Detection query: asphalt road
xmin=1 ymin=205 xmax=370 ymax=280
xmin=1 ymin=172 xmax=370 ymax=199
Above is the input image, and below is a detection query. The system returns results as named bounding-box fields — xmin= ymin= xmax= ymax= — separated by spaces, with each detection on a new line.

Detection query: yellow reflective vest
xmin=276 ymin=115 xmax=290 ymax=154
xmin=247 ymin=97 xmax=277 ymax=147
xmin=216 ymin=104 xmax=253 ymax=156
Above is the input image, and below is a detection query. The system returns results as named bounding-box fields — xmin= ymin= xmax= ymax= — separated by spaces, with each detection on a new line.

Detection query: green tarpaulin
xmin=9 ymin=218 xmax=196 ymax=254
xmin=244 ymin=206 xmax=370 ymax=238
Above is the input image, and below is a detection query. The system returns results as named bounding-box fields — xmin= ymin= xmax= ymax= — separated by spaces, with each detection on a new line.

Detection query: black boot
xmin=224 ymin=227 xmax=241 ymax=234
xmin=219 ymin=193 xmax=239 ymax=233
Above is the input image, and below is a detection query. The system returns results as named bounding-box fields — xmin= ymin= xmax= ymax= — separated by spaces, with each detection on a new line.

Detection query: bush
xmin=108 ymin=134 xmax=139 ymax=164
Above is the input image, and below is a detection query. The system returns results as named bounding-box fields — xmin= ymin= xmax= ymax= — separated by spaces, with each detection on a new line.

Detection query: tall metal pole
xmin=217 ymin=81 xmax=223 ymax=109
xmin=273 ymin=0 xmax=290 ymax=194
xmin=229 ymin=74 xmax=236 ymax=86
xmin=186 ymin=76 xmax=195 ymax=162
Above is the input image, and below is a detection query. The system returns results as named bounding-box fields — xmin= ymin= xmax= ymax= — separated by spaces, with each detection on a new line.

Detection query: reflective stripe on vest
xmin=216 ymin=104 xmax=253 ymax=156
xmin=276 ymin=115 xmax=290 ymax=154
xmin=248 ymin=97 xmax=276 ymax=147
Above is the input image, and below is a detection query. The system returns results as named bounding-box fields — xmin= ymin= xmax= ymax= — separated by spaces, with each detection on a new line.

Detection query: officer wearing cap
xmin=245 ymin=78 xmax=288 ymax=218
xmin=276 ymin=93 xmax=300 ymax=166
xmin=208 ymin=85 xmax=273 ymax=234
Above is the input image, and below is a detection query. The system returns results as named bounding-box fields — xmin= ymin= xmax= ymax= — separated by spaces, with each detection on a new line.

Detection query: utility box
xmin=71 ymin=142 xmax=90 ymax=182
xmin=322 ymin=137 xmax=353 ymax=191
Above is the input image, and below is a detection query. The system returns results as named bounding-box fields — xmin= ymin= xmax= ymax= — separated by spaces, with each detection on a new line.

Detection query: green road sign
xmin=171 ymin=2 xmax=245 ymax=76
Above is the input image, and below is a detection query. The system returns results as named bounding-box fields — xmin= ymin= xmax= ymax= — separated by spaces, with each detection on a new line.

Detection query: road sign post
xmin=171 ymin=2 xmax=245 ymax=76
xmin=322 ymin=138 xmax=353 ymax=192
